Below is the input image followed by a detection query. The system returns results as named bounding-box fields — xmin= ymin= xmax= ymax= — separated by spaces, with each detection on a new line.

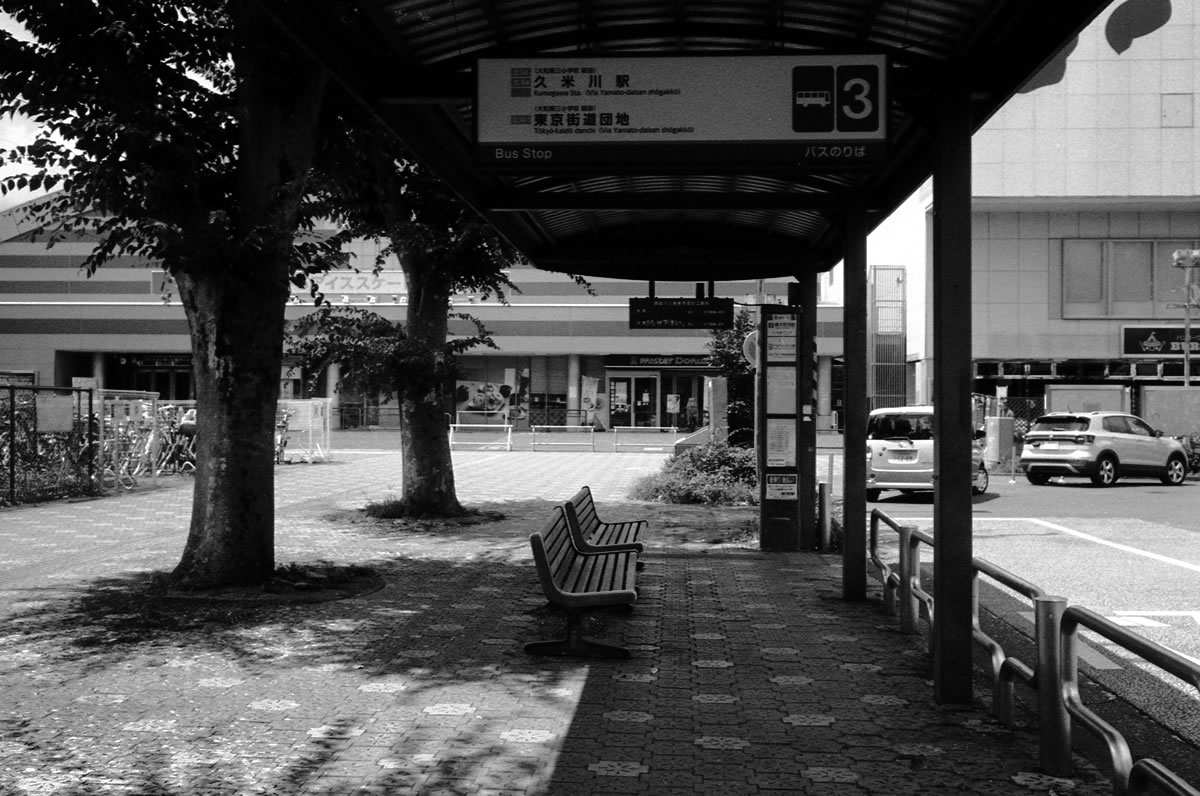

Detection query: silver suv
xmin=1020 ymin=411 xmax=1188 ymax=487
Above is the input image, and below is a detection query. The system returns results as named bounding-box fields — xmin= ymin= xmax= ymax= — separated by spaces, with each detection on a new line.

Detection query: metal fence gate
xmin=1 ymin=385 xmax=98 ymax=507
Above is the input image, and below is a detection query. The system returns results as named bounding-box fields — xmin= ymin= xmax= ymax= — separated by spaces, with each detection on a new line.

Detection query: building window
xmin=1062 ymin=239 xmax=1198 ymax=319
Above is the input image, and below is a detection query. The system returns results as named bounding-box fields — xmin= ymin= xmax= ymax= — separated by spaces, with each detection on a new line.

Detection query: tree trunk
xmin=170 ymin=5 xmax=327 ymax=588
xmin=172 ymin=262 xmax=287 ymax=587
xmin=398 ymin=253 xmax=463 ymax=515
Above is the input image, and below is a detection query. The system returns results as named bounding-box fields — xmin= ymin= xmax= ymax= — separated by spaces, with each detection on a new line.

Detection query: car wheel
xmin=972 ymin=465 xmax=989 ymax=495
xmin=1161 ymin=454 xmax=1187 ymax=486
xmin=865 ymin=489 xmax=881 ymax=502
xmin=1026 ymin=472 xmax=1050 ymax=486
xmin=1090 ymin=454 xmax=1118 ymax=487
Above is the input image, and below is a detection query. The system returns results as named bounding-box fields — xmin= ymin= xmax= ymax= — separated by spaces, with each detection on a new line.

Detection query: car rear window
xmin=1030 ymin=416 xmax=1089 ymax=433
xmin=868 ymin=413 xmax=934 ymax=440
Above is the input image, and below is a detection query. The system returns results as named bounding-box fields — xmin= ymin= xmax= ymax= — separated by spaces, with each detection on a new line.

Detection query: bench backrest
xmin=568 ymin=485 xmax=601 ymax=533
xmin=528 ymin=506 xmax=576 ymax=600
xmin=540 ymin=505 xmax=578 ymax=570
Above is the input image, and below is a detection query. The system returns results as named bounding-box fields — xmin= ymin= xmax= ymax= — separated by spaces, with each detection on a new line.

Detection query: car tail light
xmin=1073 ymin=434 xmax=1094 ymax=444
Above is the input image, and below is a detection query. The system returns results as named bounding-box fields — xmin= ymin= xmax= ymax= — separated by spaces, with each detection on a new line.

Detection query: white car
xmin=865 ymin=405 xmax=989 ymax=502
xmin=1019 ymin=411 xmax=1188 ymax=487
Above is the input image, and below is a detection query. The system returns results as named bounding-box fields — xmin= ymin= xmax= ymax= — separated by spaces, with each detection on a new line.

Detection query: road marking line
xmin=1108 ymin=616 xmax=1168 ymax=628
xmin=1114 ymin=611 xmax=1200 ymax=627
xmin=1012 ymin=518 xmax=1200 ymax=575
xmin=1018 ymin=612 xmax=1121 ymax=670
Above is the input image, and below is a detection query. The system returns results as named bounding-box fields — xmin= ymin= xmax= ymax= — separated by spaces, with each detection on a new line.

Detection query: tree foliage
xmin=0 ymin=1 xmax=333 ymax=588
xmin=707 ymin=307 xmax=757 ymax=380
xmin=287 ymin=305 xmax=496 ymax=404
xmin=287 ymin=121 xmax=523 ymax=516
xmin=0 ymin=3 xmax=344 ymax=274
xmin=707 ymin=307 xmax=758 ymax=444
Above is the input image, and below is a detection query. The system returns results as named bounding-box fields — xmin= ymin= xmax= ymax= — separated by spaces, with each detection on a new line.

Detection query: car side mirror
xmin=973 ymin=428 xmax=986 ymax=440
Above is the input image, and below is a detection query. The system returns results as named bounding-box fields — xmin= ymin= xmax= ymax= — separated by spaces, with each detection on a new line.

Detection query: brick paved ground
xmin=0 ymin=448 xmax=1111 ymax=795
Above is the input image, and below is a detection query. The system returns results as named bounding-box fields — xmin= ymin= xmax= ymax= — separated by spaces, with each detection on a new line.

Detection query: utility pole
xmin=1171 ymin=250 xmax=1200 ymax=386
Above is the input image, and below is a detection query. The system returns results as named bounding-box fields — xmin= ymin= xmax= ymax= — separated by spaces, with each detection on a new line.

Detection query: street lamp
xmin=1171 ymin=249 xmax=1200 ymax=386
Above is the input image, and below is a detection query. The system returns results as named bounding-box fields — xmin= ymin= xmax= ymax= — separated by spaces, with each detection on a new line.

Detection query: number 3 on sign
xmin=841 ymin=77 xmax=873 ymax=121
xmin=835 ymin=65 xmax=880 ymax=134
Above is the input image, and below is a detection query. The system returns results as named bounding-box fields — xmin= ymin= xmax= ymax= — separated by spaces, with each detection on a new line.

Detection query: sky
xmin=0 ymin=12 xmax=37 ymax=211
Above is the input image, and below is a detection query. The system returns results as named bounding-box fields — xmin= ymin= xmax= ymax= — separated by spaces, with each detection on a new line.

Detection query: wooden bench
xmin=526 ymin=503 xmax=640 ymax=658
xmin=566 ymin=485 xmax=646 ymax=551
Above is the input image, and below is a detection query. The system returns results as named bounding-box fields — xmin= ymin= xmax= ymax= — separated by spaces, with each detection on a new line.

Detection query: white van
xmin=866 ymin=405 xmax=989 ymax=501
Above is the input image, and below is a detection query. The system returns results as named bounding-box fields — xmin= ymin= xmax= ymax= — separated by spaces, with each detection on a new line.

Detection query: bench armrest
xmin=562 ymin=502 xmax=644 ymax=554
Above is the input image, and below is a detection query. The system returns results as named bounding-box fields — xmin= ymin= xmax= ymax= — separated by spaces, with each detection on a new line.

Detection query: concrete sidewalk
xmin=0 ymin=449 xmax=1111 ymax=795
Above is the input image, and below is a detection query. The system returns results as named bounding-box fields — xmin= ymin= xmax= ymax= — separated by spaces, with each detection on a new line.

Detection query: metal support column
xmin=797 ymin=276 xmax=818 ymax=549
xmin=842 ymin=206 xmax=869 ymax=600
xmin=932 ymin=83 xmax=975 ymax=705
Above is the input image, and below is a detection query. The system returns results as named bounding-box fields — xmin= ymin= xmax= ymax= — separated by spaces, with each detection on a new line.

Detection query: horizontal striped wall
xmin=0 ymin=227 xmax=846 ymax=379
xmin=0 ymin=304 xmax=845 ymax=353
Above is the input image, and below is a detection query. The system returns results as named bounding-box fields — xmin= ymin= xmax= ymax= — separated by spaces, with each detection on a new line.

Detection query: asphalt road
xmin=866 ymin=471 xmax=1200 ymax=759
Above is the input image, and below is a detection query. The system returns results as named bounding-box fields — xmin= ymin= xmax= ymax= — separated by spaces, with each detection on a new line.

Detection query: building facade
xmin=0 ymin=213 xmax=850 ymax=431
xmin=910 ymin=0 xmax=1199 ymax=427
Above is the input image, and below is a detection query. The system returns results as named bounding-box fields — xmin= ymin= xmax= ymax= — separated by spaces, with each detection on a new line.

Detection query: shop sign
xmin=629 ymin=297 xmax=734 ymax=330
xmin=607 ymin=355 xmax=712 ymax=368
xmin=132 ymin=355 xmax=191 ymax=368
xmin=476 ymin=54 xmax=887 ymax=168
xmin=1123 ymin=325 xmax=1200 ymax=357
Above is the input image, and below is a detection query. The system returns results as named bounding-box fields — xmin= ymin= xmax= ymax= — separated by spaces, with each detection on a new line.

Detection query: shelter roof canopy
xmin=264 ymin=0 xmax=1110 ymax=280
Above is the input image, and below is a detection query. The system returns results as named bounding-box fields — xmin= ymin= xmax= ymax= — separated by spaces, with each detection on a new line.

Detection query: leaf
xmin=1018 ymin=37 xmax=1078 ymax=93
xmin=1105 ymin=0 xmax=1172 ymax=55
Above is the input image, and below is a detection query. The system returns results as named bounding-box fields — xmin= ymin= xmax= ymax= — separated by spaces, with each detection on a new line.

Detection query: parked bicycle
xmin=1171 ymin=432 xmax=1200 ymax=474
xmin=152 ymin=404 xmax=196 ymax=477
xmin=275 ymin=408 xmax=294 ymax=464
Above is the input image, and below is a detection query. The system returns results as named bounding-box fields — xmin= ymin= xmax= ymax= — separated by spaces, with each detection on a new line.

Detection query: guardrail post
xmin=817 ymin=482 xmax=831 ymax=551
xmin=7 ymin=386 xmax=16 ymax=506
xmin=1036 ymin=595 xmax=1072 ymax=777
xmin=898 ymin=525 xmax=920 ymax=634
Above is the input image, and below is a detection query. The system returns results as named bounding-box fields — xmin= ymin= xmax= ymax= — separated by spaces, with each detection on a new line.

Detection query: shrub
xmin=631 ymin=441 xmax=758 ymax=505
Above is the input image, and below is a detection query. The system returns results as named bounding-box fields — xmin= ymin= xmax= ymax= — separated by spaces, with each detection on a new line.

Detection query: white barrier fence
xmin=449 ymin=423 xmax=513 ymax=451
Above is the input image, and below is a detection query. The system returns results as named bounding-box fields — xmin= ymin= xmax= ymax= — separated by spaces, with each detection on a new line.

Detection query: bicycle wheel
xmin=94 ymin=467 xmax=117 ymax=491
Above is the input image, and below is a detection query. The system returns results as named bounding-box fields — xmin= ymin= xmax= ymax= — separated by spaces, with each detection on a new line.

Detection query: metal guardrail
xmin=530 ymin=424 xmax=594 ymax=451
xmin=1060 ymin=606 xmax=1200 ymax=796
xmin=867 ymin=511 xmax=934 ymax=651
xmin=449 ymin=423 xmax=513 ymax=451
xmin=612 ymin=425 xmax=679 ymax=452
xmin=867 ymin=508 xmax=1200 ymax=796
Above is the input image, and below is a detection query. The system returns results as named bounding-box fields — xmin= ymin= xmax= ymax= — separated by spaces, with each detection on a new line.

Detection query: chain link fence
xmin=973 ymin=394 xmax=1046 ymax=439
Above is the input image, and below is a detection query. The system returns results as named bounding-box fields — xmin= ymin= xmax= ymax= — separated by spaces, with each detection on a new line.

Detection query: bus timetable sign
xmin=476 ymin=54 xmax=886 ymax=169
xmin=629 ymin=297 xmax=734 ymax=330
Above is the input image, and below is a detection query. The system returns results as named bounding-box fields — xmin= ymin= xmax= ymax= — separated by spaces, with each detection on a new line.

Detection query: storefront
xmin=605 ymin=355 xmax=714 ymax=430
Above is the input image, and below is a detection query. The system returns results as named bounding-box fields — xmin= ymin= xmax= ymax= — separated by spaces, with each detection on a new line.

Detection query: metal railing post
xmin=87 ymin=389 xmax=95 ymax=488
xmin=7 ymin=386 xmax=15 ymax=506
xmin=1037 ymin=595 xmax=1072 ymax=777
xmin=818 ymin=482 xmax=831 ymax=551
xmin=898 ymin=525 xmax=920 ymax=634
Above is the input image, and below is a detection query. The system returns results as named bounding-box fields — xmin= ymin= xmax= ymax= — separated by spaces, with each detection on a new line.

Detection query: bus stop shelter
xmin=261 ymin=0 xmax=1113 ymax=704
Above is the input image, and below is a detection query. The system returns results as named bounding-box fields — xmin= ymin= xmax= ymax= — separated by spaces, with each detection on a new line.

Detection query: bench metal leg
xmin=525 ymin=610 xmax=629 ymax=659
